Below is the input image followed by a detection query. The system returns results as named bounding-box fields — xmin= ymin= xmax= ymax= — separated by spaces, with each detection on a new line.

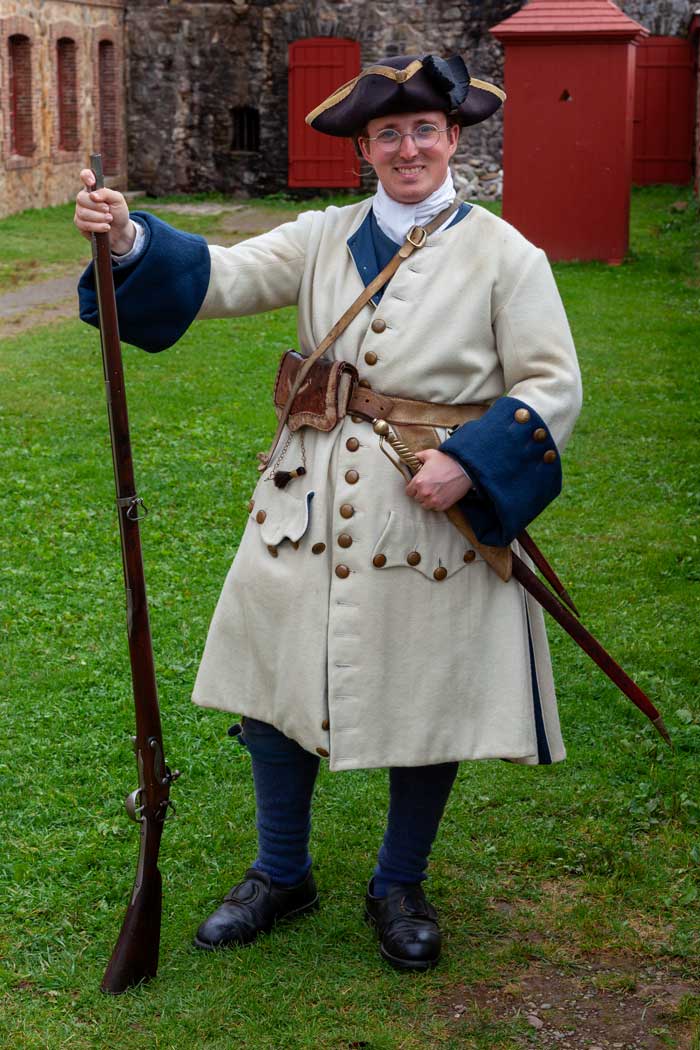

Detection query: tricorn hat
xmin=306 ymin=54 xmax=505 ymax=137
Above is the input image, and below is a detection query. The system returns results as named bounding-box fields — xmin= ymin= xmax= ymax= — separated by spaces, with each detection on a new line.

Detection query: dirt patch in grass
xmin=441 ymin=957 xmax=698 ymax=1049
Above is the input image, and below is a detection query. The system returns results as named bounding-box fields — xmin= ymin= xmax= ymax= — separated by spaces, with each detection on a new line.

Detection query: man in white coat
xmin=75 ymin=52 xmax=582 ymax=972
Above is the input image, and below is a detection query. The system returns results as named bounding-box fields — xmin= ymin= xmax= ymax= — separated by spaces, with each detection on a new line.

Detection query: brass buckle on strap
xmin=406 ymin=225 xmax=427 ymax=248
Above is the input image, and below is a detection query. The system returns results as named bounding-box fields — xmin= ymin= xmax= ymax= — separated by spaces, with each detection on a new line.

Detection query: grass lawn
xmin=0 ymin=192 xmax=368 ymax=294
xmin=0 ymin=186 xmax=699 ymax=1048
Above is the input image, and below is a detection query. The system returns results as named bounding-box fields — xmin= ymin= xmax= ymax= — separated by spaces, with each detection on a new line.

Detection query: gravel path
xmin=0 ymin=204 xmax=300 ymax=338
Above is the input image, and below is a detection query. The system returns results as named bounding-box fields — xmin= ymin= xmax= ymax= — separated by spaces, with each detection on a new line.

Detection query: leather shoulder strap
xmin=265 ymin=199 xmax=461 ymax=462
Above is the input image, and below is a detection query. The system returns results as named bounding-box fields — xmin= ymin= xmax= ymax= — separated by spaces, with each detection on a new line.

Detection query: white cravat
xmin=372 ymin=170 xmax=456 ymax=246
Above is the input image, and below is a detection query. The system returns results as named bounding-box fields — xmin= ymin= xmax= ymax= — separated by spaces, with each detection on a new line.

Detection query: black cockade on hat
xmin=421 ymin=54 xmax=471 ymax=110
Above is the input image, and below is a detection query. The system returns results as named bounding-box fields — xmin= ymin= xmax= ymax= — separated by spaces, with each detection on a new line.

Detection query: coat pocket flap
xmin=255 ymin=489 xmax=315 ymax=546
xmin=371 ymin=509 xmax=482 ymax=581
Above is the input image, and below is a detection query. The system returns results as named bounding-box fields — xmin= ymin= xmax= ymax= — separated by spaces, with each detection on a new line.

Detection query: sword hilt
xmin=373 ymin=419 xmax=423 ymax=473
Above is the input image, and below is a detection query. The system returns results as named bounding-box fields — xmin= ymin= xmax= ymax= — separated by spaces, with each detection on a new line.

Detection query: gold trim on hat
xmin=305 ymin=61 xmax=505 ymax=126
xmin=470 ymin=77 xmax=506 ymax=102
xmin=305 ymin=60 xmax=424 ymax=125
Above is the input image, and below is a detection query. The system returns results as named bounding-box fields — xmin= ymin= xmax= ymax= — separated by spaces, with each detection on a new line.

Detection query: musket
xmin=373 ymin=419 xmax=672 ymax=748
xmin=90 ymin=154 xmax=180 ymax=994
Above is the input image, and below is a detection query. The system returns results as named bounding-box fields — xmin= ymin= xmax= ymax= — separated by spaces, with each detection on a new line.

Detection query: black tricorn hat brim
xmin=306 ymin=54 xmax=505 ymax=137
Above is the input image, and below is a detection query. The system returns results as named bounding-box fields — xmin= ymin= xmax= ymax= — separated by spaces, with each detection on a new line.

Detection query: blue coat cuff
xmin=77 ymin=211 xmax=211 ymax=353
xmin=439 ymin=396 xmax=562 ymax=546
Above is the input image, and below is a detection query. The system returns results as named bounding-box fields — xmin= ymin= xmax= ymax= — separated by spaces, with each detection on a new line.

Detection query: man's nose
xmin=399 ymin=133 xmax=420 ymax=160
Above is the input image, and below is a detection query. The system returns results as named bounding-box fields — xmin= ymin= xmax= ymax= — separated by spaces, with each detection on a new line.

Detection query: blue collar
xmin=346 ymin=202 xmax=472 ymax=303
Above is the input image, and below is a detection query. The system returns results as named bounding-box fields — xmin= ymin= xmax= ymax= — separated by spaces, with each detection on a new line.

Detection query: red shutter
xmin=633 ymin=37 xmax=695 ymax=185
xmin=288 ymin=37 xmax=360 ymax=189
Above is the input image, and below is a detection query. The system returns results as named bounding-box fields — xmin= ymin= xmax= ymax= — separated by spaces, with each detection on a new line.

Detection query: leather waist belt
xmin=347 ymin=387 xmax=489 ymax=429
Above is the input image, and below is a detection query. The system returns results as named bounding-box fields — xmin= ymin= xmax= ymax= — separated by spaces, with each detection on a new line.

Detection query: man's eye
xmin=377 ymin=130 xmax=399 ymax=142
xmin=416 ymin=124 xmax=438 ymax=134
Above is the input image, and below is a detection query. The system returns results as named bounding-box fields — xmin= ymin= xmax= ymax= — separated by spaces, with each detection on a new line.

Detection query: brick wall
xmin=0 ymin=0 xmax=127 ymax=219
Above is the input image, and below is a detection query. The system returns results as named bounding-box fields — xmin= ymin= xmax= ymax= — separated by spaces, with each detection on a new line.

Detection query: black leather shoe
xmin=194 ymin=867 xmax=319 ymax=950
xmin=365 ymin=880 xmax=441 ymax=971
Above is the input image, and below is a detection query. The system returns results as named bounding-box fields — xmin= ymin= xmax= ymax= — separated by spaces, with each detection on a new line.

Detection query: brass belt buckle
xmin=406 ymin=225 xmax=427 ymax=248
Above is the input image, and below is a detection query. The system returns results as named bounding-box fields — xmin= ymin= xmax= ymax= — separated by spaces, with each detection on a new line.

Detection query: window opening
xmin=57 ymin=38 xmax=80 ymax=151
xmin=231 ymin=106 xmax=260 ymax=151
xmin=98 ymin=40 xmax=118 ymax=174
xmin=9 ymin=34 xmax=34 ymax=156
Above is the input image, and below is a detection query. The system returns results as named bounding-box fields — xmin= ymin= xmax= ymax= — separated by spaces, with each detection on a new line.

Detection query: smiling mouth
xmin=394 ymin=165 xmax=425 ymax=175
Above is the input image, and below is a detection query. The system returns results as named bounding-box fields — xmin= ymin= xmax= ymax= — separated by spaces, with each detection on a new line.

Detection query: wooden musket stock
xmin=90 ymin=154 xmax=179 ymax=994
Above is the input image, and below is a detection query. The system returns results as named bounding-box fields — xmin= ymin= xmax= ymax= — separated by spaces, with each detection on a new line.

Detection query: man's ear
xmin=356 ymin=132 xmax=372 ymax=165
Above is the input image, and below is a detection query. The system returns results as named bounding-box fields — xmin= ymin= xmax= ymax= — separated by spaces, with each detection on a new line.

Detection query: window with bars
xmin=9 ymin=34 xmax=34 ymax=156
xmin=98 ymin=39 xmax=118 ymax=174
xmin=57 ymin=37 xmax=79 ymax=152
xmin=231 ymin=106 xmax=260 ymax=151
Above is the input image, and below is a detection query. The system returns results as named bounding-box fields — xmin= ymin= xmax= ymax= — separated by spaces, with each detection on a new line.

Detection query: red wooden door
xmin=633 ymin=37 xmax=695 ymax=184
xmin=288 ymin=37 xmax=360 ymax=189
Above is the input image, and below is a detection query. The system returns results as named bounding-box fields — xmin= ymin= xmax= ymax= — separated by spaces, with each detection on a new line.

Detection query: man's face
xmin=358 ymin=110 xmax=460 ymax=204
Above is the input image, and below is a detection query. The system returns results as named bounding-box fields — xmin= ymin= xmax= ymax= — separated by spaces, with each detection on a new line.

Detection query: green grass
xmin=1 ymin=185 xmax=699 ymax=1048
xmin=0 ymin=193 xmax=368 ymax=293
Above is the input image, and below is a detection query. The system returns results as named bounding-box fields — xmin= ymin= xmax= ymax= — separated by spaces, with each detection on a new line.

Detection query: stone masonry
xmin=0 ymin=0 xmax=127 ymax=218
xmin=0 ymin=0 xmax=697 ymax=214
xmin=125 ymin=0 xmax=698 ymax=202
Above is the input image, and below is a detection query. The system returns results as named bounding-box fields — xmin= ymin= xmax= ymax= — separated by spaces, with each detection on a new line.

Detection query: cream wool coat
xmin=191 ymin=198 xmax=583 ymax=771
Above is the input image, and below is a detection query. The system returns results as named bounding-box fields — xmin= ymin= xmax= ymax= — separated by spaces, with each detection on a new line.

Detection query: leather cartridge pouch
xmin=273 ymin=350 xmax=358 ymax=433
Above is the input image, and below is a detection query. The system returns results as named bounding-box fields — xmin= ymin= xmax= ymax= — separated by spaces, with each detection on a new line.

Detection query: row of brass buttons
xmin=514 ymin=409 xmax=558 ymax=464
xmin=372 ymin=551 xmax=475 ymax=571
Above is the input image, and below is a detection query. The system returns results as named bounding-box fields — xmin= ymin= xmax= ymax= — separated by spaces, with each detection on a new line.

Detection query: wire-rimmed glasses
xmin=360 ymin=123 xmax=452 ymax=154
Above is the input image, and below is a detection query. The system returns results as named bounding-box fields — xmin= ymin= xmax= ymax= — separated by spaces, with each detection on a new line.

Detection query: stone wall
xmin=125 ymin=0 xmax=521 ymax=199
xmin=1 ymin=0 xmax=697 ymax=215
xmin=621 ymin=0 xmax=696 ymax=36
xmin=0 ymin=0 xmax=127 ymax=219
xmin=125 ymin=0 xmax=698 ymax=202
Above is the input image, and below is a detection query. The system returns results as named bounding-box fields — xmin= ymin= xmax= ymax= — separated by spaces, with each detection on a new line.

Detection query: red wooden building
xmin=633 ymin=35 xmax=696 ymax=185
xmin=491 ymin=0 xmax=648 ymax=264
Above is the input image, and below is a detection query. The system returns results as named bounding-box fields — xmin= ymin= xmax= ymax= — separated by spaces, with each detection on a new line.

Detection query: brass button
xmin=345 ymin=469 xmax=359 ymax=484
xmin=351 ymin=415 xmax=364 ymax=424
xmin=316 ymin=747 xmax=330 ymax=758
xmin=406 ymin=551 xmax=421 ymax=566
xmin=514 ymin=408 xmax=531 ymax=424
xmin=312 ymin=542 xmax=326 ymax=555
xmin=267 ymin=545 xmax=278 ymax=558
xmin=373 ymin=554 xmax=387 ymax=568
xmin=335 ymin=564 xmax=350 ymax=579
xmin=247 ymin=499 xmax=255 ymax=513
xmin=291 ymin=540 xmax=300 ymax=550
xmin=321 ymin=719 xmax=330 ymax=731
xmin=338 ymin=533 xmax=353 ymax=548
xmin=255 ymin=510 xmax=266 ymax=524
xmin=543 ymin=449 xmax=557 ymax=464
xmin=364 ymin=351 xmax=378 ymax=366
xmin=346 ymin=437 xmax=360 ymax=452
xmin=463 ymin=550 xmax=476 ymax=564
xmin=340 ymin=503 xmax=354 ymax=519
xmin=533 ymin=427 xmax=547 ymax=442
xmin=358 ymin=379 xmax=371 ymax=389
xmin=371 ymin=318 xmax=386 ymax=333
xmin=433 ymin=566 xmax=448 ymax=581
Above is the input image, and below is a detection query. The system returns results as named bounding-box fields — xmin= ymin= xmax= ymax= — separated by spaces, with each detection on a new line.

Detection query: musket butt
xmin=652 ymin=716 xmax=674 ymax=750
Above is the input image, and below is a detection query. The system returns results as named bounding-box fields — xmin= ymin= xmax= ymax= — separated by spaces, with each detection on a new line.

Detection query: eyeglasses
xmin=361 ymin=123 xmax=452 ymax=154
